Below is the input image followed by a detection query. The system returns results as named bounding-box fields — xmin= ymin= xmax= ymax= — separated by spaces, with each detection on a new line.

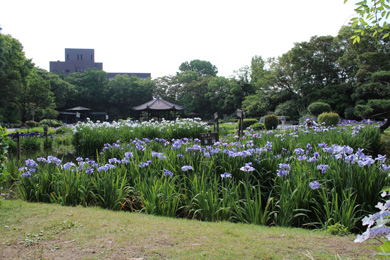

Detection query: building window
xmin=91 ymin=55 xmax=93 ymax=60
xmin=77 ymin=54 xmax=79 ymax=60
xmin=67 ymin=54 xmax=69 ymax=60
xmin=81 ymin=54 xmax=83 ymax=60
xmin=65 ymin=70 xmax=70 ymax=72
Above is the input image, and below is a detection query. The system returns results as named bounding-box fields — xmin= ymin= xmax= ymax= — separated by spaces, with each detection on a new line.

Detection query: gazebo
xmin=64 ymin=106 xmax=90 ymax=122
xmin=132 ymin=96 xmax=184 ymax=120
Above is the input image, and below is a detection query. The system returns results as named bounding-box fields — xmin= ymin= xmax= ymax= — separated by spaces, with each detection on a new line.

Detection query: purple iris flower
xmin=164 ymin=169 xmax=173 ymax=177
xmin=309 ymin=181 xmax=321 ymax=190
xmin=21 ymin=172 xmax=31 ymax=178
xmin=317 ymin=164 xmax=329 ymax=173
xmin=221 ymin=172 xmax=232 ymax=179
xmin=25 ymin=159 xmax=38 ymax=168
xmin=181 ymin=165 xmax=193 ymax=171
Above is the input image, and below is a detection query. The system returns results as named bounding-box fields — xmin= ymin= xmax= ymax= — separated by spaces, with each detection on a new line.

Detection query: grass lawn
xmin=0 ymin=200 xmax=378 ymax=260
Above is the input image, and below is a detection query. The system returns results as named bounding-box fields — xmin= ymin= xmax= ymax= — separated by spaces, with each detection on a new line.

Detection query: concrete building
xmin=50 ymin=49 xmax=102 ymax=74
xmin=50 ymin=48 xmax=151 ymax=79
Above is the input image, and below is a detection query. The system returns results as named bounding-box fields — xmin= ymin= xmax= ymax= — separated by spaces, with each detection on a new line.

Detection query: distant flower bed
xmin=6 ymin=131 xmax=54 ymax=152
xmin=72 ymin=118 xmax=211 ymax=157
xmin=17 ymin=122 xmax=390 ymax=232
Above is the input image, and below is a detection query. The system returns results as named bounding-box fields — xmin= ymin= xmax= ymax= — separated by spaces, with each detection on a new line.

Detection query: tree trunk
xmin=380 ymin=118 xmax=390 ymax=132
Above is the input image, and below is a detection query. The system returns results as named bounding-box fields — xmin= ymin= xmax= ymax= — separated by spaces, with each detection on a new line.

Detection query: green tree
xmin=105 ymin=74 xmax=153 ymax=119
xmin=267 ymin=35 xmax=352 ymax=118
xmin=353 ymin=71 xmax=390 ymax=131
xmin=0 ymin=33 xmax=34 ymax=122
xmin=346 ymin=0 xmax=390 ymax=42
xmin=64 ymin=69 xmax=108 ymax=111
xmin=178 ymin=59 xmax=218 ymax=77
xmin=242 ymin=91 xmax=271 ymax=117
xmin=36 ymin=68 xmax=76 ymax=110
xmin=153 ymin=75 xmax=181 ymax=103
xmin=22 ymin=68 xmax=56 ymax=121
xmin=206 ymin=76 xmax=243 ymax=116
xmin=178 ymin=77 xmax=211 ymax=118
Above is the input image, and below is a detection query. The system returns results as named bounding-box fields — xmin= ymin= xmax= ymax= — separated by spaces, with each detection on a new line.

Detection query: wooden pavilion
xmin=132 ymin=96 xmax=184 ymax=120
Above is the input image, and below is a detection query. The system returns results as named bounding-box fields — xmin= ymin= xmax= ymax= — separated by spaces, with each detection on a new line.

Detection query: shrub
xmin=308 ymin=102 xmax=332 ymax=116
xmin=238 ymin=118 xmax=259 ymax=130
xmin=318 ymin=112 xmax=340 ymax=127
xmin=274 ymin=100 xmax=301 ymax=119
xmin=250 ymin=123 xmax=265 ymax=131
xmin=353 ymin=104 xmax=373 ymax=119
xmin=26 ymin=120 xmax=38 ymax=128
xmin=10 ymin=121 xmax=22 ymax=128
xmin=55 ymin=126 xmax=73 ymax=135
xmin=39 ymin=119 xmax=63 ymax=127
xmin=222 ymin=117 xmax=238 ymax=123
xmin=344 ymin=107 xmax=359 ymax=120
xmin=264 ymin=115 xmax=279 ymax=130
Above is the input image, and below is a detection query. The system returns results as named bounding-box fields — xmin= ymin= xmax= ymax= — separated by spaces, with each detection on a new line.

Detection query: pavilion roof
xmin=66 ymin=106 xmax=91 ymax=111
xmin=132 ymin=96 xmax=184 ymax=111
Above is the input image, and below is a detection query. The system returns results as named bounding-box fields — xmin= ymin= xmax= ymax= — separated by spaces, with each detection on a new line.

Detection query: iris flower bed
xmin=16 ymin=120 xmax=390 ymax=233
xmin=72 ymin=118 xmax=211 ymax=157
xmin=6 ymin=131 xmax=54 ymax=153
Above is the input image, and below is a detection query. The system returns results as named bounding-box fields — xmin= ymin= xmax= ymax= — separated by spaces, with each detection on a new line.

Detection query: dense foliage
xmin=264 ymin=115 xmax=279 ymax=130
xmin=308 ymin=102 xmax=332 ymax=116
xmin=238 ymin=118 xmax=258 ymax=130
xmin=318 ymin=112 xmax=340 ymax=127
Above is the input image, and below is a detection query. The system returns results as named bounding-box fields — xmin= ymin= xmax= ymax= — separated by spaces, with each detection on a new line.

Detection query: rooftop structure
xmin=132 ymin=96 xmax=184 ymax=111
xmin=50 ymin=48 xmax=151 ymax=79
xmin=132 ymin=96 xmax=184 ymax=120
xmin=50 ymin=49 xmax=102 ymax=74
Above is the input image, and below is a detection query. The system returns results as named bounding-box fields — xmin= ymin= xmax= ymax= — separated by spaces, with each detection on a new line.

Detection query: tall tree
xmin=178 ymin=77 xmax=211 ymax=118
xmin=206 ymin=76 xmax=244 ymax=116
xmin=178 ymin=59 xmax=218 ymax=77
xmin=268 ymin=35 xmax=351 ymax=116
xmin=105 ymin=74 xmax=153 ymax=119
xmin=36 ymin=68 xmax=76 ymax=110
xmin=64 ymin=69 xmax=108 ymax=111
xmin=0 ymin=33 xmax=33 ymax=122
xmin=21 ymin=68 xmax=56 ymax=121
xmin=153 ymin=75 xmax=181 ymax=103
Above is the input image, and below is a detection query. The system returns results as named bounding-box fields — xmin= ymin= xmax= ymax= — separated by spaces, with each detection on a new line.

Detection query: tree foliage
xmin=346 ymin=0 xmax=390 ymax=43
xmin=179 ymin=59 xmax=218 ymax=77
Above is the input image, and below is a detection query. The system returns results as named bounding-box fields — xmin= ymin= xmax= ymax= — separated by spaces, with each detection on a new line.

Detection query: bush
xmin=354 ymin=104 xmax=373 ymax=119
xmin=39 ymin=119 xmax=63 ymax=127
xmin=344 ymin=107 xmax=359 ymax=120
xmin=308 ymin=102 xmax=332 ymax=116
xmin=264 ymin=115 xmax=279 ymax=130
xmin=274 ymin=100 xmax=301 ymax=120
xmin=222 ymin=117 xmax=239 ymax=123
xmin=318 ymin=112 xmax=340 ymax=127
xmin=250 ymin=123 xmax=265 ymax=131
xmin=238 ymin=118 xmax=259 ymax=130
xmin=55 ymin=126 xmax=73 ymax=135
xmin=26 ymin=120 xmax=38 ymax=128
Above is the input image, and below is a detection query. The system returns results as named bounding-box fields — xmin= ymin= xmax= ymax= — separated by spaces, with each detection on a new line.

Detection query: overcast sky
xmin=0 ymin=0 xmax=358 ymax=79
